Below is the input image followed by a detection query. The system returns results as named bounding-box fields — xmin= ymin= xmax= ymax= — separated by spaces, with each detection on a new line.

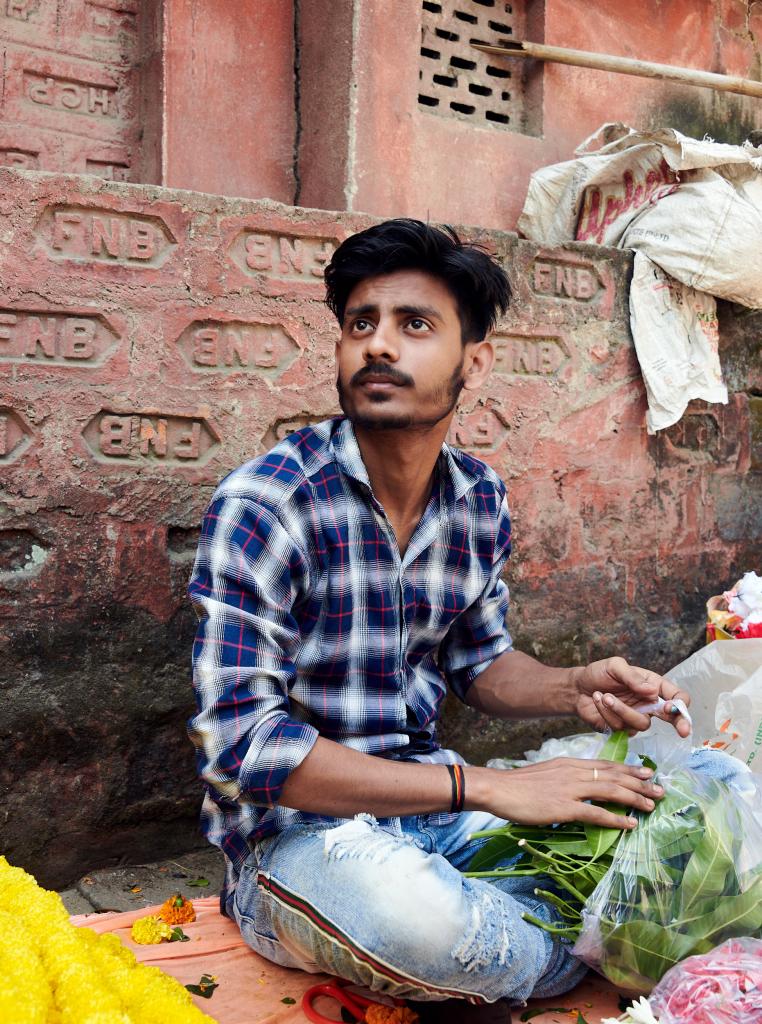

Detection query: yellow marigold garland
xmin=0 ymin=856 xmax=217 ymax=1024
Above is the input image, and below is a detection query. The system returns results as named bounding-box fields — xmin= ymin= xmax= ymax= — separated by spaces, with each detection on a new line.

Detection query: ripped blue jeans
xmin=226 ymin=810 xmax=587 ymax=1006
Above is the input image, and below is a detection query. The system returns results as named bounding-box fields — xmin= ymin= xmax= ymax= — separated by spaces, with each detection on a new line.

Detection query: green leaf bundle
xmin=465 ymin=732 xmax=762 ymax=994
xmin=465 ymin=731 xmax=632 ymax=940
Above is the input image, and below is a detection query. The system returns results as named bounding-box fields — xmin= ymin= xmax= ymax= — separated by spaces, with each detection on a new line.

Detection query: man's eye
xmin=352 ymin=319 xmax=372 ymax=332
xmin=408 ymin=318 xmax=429 ymax=331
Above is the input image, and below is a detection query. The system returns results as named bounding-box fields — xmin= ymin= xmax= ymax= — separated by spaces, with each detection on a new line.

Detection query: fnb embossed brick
xmin=447 ymin=406 xmax=510 ymax=459
xmin=37 ymin=204 xmax=178 ymax=267
xmin=492 ymin=331 xmax=571 ymax=380
xmin=83 ymin=410 xmax=220 ymax=465
xmin=0 ymin=406 xmax=33 ymax=462
xmin=0 ymin=10 xmax=140 ymax=177
xmin=0 ymin=309 xmax=120 ymax=365
xmin=175 ymin=318 xmax=301 ymax=379
xmin=228 ymin=229 xmax=336 ymax=287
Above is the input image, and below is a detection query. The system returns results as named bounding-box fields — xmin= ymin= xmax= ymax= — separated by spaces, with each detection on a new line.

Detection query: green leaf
xmin=602 ymin=920 xmax=697 ymax=988
xmin=539 ymin=833 xmax=594 ymax=857
xmin=680 ymin=877 xmax=762 ymax=945
xmin=468 ymin=834 xmax=524 ymax=872
xmin=584 ymin=818 xmax=626 ymax=862
xmin=281 ymin=997 xmax=296 ymax=1005
xmin=576 ymin=1013 xmax=590 ymax=1024
xmin=600 ymin=729 xmax=629 ymax=763
xmin=170 ymin=926 xmax=190 ymax=942
xmin=185 ymin=974 xmax=218 ymax=998
xmin=187 ymin=876 xmax=210 ymax=888
xmin=678 ymin=798 xmax=736 ymax=917
xmin=639 ymin=754 xmax=657 ymax=771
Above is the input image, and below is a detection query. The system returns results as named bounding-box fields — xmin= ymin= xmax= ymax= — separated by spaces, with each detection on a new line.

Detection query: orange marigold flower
xmin=365 ymin=1006 xmax=419 ymax=1024
xmin=158 ymin=893 xmax=196 ymax=925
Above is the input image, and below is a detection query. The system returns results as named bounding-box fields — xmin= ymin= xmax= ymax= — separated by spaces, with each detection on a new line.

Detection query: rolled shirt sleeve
xmin=188 ymin=494 xmax=319 ymax=808
xmin=439 ymin=491 xmax=514 ymax=701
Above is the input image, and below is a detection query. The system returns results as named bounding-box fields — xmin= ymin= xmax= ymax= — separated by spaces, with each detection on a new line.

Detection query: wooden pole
xmin=471 ymin=40 xmax=762 ymax=99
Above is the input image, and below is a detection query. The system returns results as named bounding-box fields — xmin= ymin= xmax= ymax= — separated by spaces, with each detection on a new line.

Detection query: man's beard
xmin=337 ymin=359 xmax=466 ymax=431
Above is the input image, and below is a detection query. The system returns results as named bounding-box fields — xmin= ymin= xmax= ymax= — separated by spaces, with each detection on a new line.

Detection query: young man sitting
xmin=188 ymin=219 xmax=689 ymax=1018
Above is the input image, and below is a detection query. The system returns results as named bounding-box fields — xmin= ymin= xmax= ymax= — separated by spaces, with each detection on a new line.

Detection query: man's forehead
xmin=344 ymin=269 xmax=458 ymax=314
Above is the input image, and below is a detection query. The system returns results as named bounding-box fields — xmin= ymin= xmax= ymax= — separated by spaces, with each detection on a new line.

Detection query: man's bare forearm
xmin=278 ymin=736 xmax=460 ymax=817
xmin=465 ymin=649 xmax=582 ymax=718
xmin=276 ymin=731 xmax=661 ymax=830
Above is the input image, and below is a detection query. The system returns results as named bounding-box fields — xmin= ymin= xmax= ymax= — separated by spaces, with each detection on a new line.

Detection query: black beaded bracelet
xmin=446 ymin=763 xmax=465 ymax=814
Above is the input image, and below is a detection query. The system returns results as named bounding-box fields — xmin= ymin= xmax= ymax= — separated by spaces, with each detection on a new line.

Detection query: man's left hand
xmin=572 ymin=657 xmax=691 ymax=737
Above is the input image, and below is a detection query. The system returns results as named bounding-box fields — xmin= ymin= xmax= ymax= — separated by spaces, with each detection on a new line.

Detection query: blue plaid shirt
xmin=188 ymin=416 xmax=513 ymax=893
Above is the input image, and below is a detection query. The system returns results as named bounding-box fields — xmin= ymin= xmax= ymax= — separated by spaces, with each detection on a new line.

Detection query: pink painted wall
xmin=3 ymin=1 xmax=757 ymax=221
xmin=298 ymin=0 xmax=762 ymax=228
xmin=161 ymin=0 xmax=296 ymax=201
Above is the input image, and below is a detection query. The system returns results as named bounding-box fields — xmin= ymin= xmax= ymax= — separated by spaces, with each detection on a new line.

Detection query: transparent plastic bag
xmin=647 ymin=936 xmax=762 ymax=1023
xmin=486 ymin=731 xmax=604 ymax=770
xmin=667 ymin=638 xmax=762 ymax=768
xmin=572 ymin=731 xmax=762 ymax=994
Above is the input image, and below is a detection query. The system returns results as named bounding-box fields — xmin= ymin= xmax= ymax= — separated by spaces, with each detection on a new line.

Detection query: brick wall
xmin=0 ymin=0 xmax=146 ymax=180
xmin=0 ymin=168 xmax=759 ymax=886
xmin=0 ymin=0 xmax=297 ymax=200
xmin=4 ymin=2 xmax=759 ymax=226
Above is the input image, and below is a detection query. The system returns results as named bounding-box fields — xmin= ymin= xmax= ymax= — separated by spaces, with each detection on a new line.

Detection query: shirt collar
xmin=330 ymin=416 xmax=479 ymax=502
xmin=329 ymin=417 xmax=373 ymax=490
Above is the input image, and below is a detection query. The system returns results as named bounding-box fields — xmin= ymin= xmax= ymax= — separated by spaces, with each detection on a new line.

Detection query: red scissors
xmin=301 ymin=978 xmax=415 ymax=1022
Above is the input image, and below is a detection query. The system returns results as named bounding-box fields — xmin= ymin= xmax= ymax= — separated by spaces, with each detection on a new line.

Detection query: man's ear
xmin=462 ymin=338 xmax=495 ymax=391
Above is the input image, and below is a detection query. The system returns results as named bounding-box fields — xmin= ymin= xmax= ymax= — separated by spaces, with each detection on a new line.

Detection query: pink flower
xmin=650 ymin=937 xmax=762 ymax=1023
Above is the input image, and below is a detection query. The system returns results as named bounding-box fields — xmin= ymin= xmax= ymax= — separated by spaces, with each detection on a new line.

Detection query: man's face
xmin=336 ymin=269 xmax=478 ymax=432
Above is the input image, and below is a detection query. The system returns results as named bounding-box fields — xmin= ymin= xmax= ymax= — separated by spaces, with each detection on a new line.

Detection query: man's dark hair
xmin=324 ymin=218 xmax=511 ymax=343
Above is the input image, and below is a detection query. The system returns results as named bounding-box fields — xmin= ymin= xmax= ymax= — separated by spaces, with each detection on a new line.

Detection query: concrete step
xmin=59 ymin=847 xmax=225 ymax=915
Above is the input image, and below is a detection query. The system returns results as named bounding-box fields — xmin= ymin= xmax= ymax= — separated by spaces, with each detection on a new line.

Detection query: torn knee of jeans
xmin=451 ymin=885 xmax=518 ymax=973
xmin=323 ymin=813 xmax=411 ymax=865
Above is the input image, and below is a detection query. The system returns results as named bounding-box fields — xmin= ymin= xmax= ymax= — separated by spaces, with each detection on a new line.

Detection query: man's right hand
xmin=468 ymin=757 xmax=664 ymax=829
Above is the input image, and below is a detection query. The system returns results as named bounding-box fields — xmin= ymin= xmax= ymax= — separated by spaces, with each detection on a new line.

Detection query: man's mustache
xmin=350 ymin=363 xmax=414 ymax=387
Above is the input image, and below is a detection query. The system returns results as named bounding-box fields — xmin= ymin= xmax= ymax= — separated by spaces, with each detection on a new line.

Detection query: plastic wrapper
xmin=486 ymin=731 xmax=603 ymax=770
xmin=572 ymin=732 xmax=762 ymax=993
xmin=647 ymin=936 xmax=762 ymax=1023
xmin=667 ymin=637 xmax=762 ymax=769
